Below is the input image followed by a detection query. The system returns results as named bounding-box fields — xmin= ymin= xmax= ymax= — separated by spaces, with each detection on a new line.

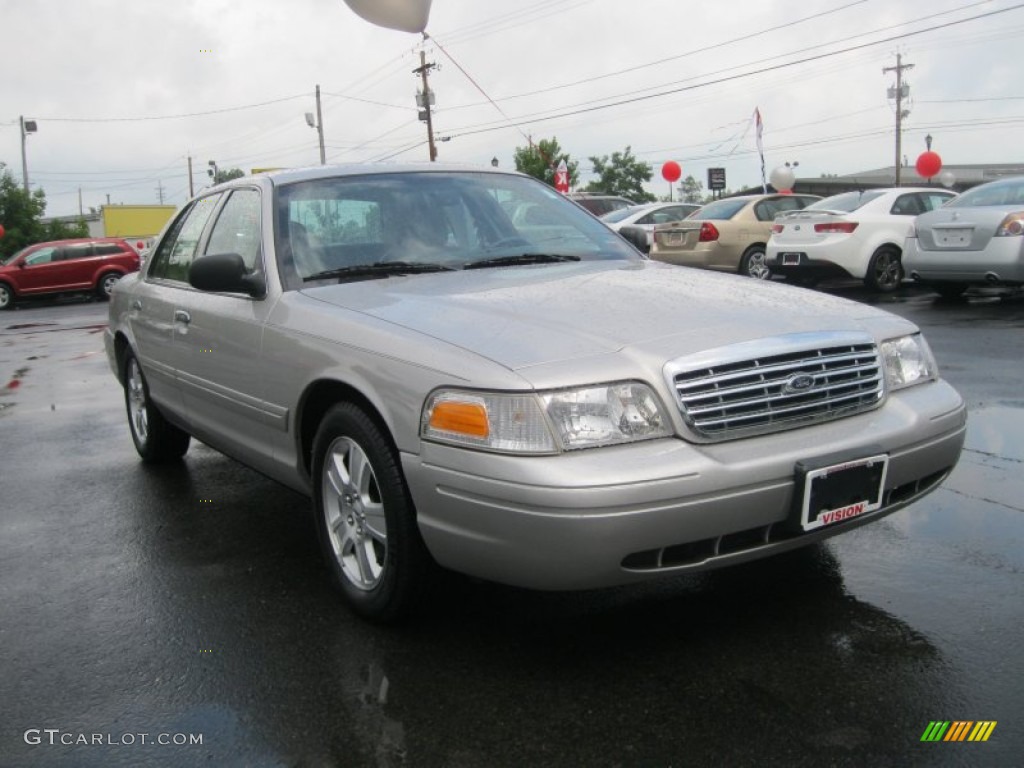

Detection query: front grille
xmin=670 ymin=339 xmax=883 ymax=441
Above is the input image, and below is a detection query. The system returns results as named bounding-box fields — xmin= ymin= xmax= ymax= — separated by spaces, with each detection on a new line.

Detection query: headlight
xmin=881 ymin=334 xmax=937 ymax=391
xmin=422 ymin=382 xmax=672 ymax=453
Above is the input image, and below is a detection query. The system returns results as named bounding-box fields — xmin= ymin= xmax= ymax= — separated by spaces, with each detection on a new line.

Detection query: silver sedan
xmin=904 ymin=175 xmax=1024 ymax=298
xmin=105 ymin=164 xmax=966 ymax=621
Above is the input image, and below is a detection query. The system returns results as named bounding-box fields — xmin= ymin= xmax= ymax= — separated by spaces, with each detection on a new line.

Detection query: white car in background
xmin=601 ymin=202 xmax=700 ymax=253
xmin=766 ymin=188 xmax=956 ymax=292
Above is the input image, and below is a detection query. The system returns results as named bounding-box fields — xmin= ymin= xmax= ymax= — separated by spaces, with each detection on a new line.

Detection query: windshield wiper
xmin=303 ymin=261 xmax=455 ymax=282
xmin=463 ymin=253 xmax=581 ymax=270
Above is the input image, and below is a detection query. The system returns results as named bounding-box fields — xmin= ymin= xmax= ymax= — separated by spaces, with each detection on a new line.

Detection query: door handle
xmin=174 ymin=310 xmax=191 ymax=324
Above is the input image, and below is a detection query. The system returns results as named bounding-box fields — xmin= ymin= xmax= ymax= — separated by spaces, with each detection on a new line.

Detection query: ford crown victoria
xmin=105 ymin=164 xmax=966 ymax=621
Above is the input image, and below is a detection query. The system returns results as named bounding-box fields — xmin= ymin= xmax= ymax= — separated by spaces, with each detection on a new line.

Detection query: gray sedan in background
xmin=905 ymin=175 xmax=1024 ymax=298
xmin=105 ymin=164 xmax=966 ymax=621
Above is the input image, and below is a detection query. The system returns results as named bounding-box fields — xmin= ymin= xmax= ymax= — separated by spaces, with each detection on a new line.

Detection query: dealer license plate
xmin=666 ymin=232 xmax=686 ymax=246
xmin=799 ymin=454 xmax=888 ymax=532
xmin=781 ymin=252 xmax=803 ymax=266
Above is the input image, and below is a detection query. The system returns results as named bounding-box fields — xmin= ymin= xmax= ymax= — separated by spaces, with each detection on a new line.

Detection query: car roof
xmin=234 ymin=162 xmax=518 ymax=188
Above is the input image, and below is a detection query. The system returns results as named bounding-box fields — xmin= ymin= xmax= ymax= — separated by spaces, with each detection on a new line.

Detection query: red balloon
xmin=916 ymin=151 xmax=942 ymax=179
xmin=661 ymin=161 xmax=682 ymax=183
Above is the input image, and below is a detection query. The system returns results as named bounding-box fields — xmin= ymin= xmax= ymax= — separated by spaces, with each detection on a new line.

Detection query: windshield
xmin=807 ymin=190 xmax=885 ymax=212
xmin=947 ymin=178 xmax=1024 ymax=208
xmin=275 ymin=172 xmax=639 ymax=286
xmin=690 ymin=198 xmax=747 ymax=220
xmin=1 ymin=247 xmax=28 ymax=266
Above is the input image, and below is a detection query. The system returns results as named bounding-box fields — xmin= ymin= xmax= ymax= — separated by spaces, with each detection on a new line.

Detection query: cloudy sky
xmin=3 ymin=0 xmax=1022 ymax=217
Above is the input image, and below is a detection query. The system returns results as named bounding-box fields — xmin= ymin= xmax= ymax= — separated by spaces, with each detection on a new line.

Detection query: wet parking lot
xmin=1 ymin=285 xmax=1022 ymax=767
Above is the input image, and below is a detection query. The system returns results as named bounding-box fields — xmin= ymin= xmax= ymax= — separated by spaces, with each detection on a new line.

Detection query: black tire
xmin=123 ymin=351 xmax=191 ymax=462
xmin=933 ymin=282 xmax=968 ymax=300
xmin=0 ymin=282 xmax=13 ymax=310
xmin=96 ymin=272 xmax=122 ymax=300
xmin=312 ymin=403 xmax=432 ymax=622
xmin=865 ymin=246 xmax=903 ymax=293
xmin=739 ymin=245 xmax=771 ymax=279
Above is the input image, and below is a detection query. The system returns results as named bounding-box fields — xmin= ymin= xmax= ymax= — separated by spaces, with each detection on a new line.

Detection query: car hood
xmin=300 ymin=260 xmax=910 ymax=371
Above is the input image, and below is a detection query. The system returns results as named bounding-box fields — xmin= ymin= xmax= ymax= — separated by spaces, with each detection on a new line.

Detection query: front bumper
xmin=403 ymin=380 xmax=966 ymax=590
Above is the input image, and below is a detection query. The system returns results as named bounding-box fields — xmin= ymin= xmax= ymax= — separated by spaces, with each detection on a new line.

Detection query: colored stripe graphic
xmin=945 ymin=721 xmax=972 ymax=741
xmin=968 ymin=722 xmax=997 ymax=742
xmin=921 ymin=721 xmax=997 ymax=742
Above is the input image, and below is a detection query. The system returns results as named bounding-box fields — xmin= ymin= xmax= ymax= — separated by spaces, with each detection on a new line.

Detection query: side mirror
xmin=189 ymin=253 xmax=266 ymax=298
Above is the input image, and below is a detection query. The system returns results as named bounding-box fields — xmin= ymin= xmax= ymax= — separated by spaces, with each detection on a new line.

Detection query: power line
xmin=33 ymin=93 xmax=308 ymax=123
xmin=443 ymin=3 xmax=1024 ymax=142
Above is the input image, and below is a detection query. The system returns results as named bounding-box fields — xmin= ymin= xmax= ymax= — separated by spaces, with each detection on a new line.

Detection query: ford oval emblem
xmin=784 ymin=373 xmax=815 ymax=393
xmin=794 ymin=225 xmax=801 ymax=231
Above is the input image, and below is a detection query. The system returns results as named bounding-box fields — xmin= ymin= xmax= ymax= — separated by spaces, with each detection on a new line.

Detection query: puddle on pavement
xmin=964 ymin=403 xmax=1024 ymax=463
xmin=5 ymin=366 xmax=29 ymax=390
xmin=4 ymin=322 xmax=57 ymax=330
xmin=886 ymin=403 xmax=1024 ymax=572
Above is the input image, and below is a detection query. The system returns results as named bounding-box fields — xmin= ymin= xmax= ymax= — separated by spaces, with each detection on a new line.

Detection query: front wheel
xmin=96 ymin=272 xmax=122 ymax=300
xmin=0 ymin=283 xmax=13 ymax=310
xmin=123 ymin=351 xmax=191 ymax=462
xmin=865 ymin=247 xmax=903 ymax=293
xmin=740 ymin=246 xmax=771 ymax=279
xmin=312 ymin=403 xmax=432 ymax=622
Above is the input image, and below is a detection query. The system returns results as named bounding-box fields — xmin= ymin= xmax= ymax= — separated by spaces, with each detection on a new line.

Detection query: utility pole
xmin=883 ymin=54 xmax=913 ymax=186
xmin=315 ymin=85 xmax=326 ymax=165
xmin=19 ymin=116 xmax=38 ymax=193
xmin=187 ymin=155 xmax=194 ymax=197
xmin=155 ymin=180 xmax=165 ymax=204
xmin=414 ymin=50 xmax=438 ymax=161
xmin=78 ymin=188 xmax=83 ymax=216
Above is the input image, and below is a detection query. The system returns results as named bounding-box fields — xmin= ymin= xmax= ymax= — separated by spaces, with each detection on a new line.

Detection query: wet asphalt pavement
xmin=1 ymin=285 xmax=1022 ymax=767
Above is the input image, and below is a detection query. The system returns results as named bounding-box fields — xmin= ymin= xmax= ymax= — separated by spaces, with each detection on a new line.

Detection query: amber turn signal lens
xmin=429 ymin=401 xmax=489 ymax=438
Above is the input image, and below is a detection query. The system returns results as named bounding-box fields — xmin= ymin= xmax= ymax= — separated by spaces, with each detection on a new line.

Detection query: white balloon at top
xmin=769 ymin=165 xmax=796 ymax=192
xmin=342 ymin=0 xmax=433 ymax=32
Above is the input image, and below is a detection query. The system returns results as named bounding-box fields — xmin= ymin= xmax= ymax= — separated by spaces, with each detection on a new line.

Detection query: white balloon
xmin=342 ymin=0 xmax=433 ymax=33
xmin=769 ymin=165 xmax=795 ymax=192
xmin=939 ymin=170 xmax=956 ymax=188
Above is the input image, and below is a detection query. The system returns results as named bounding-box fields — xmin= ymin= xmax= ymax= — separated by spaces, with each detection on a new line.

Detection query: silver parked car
xmin=904 ymin=175 xmax=1024 ymax=298
xmin=105 ymin=164 xmax=966 ymax=621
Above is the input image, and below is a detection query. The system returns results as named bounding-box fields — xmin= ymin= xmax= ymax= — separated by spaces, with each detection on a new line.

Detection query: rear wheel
xmin=0 ymin=283 xmax=13 ymax=310
xmin=123 ymin=351 xmax=191 ymax=462
xmin=740 ymin=245 xmax=771 ymax=279
xmin=312 ymin=403 xmax=432 ymax=622
xmin=96 ymin=272 xmax=122 ymax=300
xmin=933 ymin=282 xmax=968 ymax=300
xmin=865 ymin=247 xmax=903 ymax=293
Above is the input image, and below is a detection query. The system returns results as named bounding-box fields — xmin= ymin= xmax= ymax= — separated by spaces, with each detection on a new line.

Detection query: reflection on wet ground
xmin=2 ymin=295 xmax=1022 ymax=766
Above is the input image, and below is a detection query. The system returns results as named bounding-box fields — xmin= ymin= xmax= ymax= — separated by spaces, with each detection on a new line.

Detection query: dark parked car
xmin=568 ymin=193 xmax=636 ymax=216
xmin=0 ymin=237 xmax=141 ymax=309
xmin=106 ymin=164 xmax=965 ymax=622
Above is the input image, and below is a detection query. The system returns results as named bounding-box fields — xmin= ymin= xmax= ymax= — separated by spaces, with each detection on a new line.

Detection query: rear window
xmin=808 ymin=190 xmax=885 ymax=212
xmin=691 ymin=199 xmax=747 ymax=220
xmin=948 ymin=178 xmax=1024 ymax=208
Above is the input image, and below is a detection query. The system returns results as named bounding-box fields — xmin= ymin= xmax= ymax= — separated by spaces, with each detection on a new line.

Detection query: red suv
xmin=0 ymin=238 xmax=141 ymax=310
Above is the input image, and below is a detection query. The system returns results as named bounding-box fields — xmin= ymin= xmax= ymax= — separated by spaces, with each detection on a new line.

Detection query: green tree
xmin=214 ymin=168 xmax=245 ymax=184
xmin=513 ymin=137 xmax=578 ymax=188
xmin=678 ymin=175 xmax=704 ymax=204
xmin=585 ymin=146 xmax=655 ymax=202
xmin=0 ymin=163 xmax=86 ymax=259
